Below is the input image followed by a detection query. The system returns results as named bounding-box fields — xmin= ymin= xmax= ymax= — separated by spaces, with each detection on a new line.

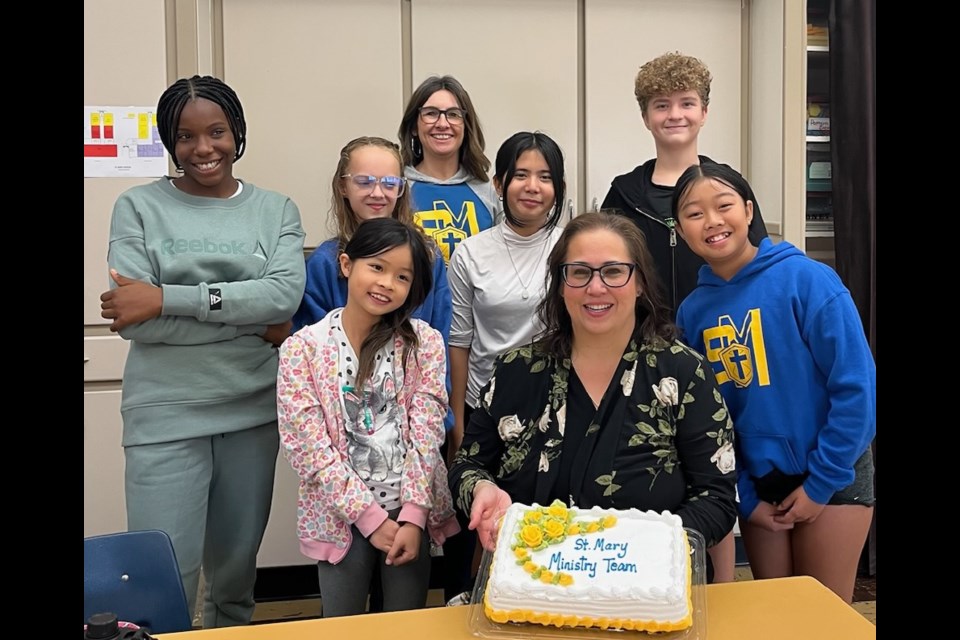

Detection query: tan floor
xmin=246 ymin=569 xmax=876 ymax=626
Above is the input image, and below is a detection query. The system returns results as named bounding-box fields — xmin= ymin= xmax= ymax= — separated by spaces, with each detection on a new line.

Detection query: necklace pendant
xmin=521 ymin=289 xmax=529 ymax=300
xmin=363 ymin=407 xmax=374 ymax=434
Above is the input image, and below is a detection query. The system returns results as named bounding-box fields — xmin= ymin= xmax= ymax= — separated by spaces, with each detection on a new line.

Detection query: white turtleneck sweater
xmin=448 ymin=221 xmax=564 ymax=407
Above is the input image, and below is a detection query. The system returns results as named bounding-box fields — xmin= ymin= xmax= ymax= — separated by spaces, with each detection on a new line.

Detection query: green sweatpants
xmin=125 ymin=421 xmax=279 ymax=628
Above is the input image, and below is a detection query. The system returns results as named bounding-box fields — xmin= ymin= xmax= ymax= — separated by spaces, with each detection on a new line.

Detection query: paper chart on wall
xmin=83 ymin=106 xmax=168 ymax=178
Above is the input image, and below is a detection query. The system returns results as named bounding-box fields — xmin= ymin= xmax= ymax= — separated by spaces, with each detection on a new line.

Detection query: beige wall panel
xmin=585 ymin=0 xmax=743 ymax=211
xmin=222 ymin=0 xmax=404 ymax=567
xmin=255 ymin=462 xmax=304 ymax=568
xmin=411 ymin=0 xmax=580 ymax=215
xmin=781 ymin=0 xmax=807 ymax=248
xmin=84 ymin=0 xmax=168 ymax=325
xmin=749 ymin=0 xmax=785 ymax=234
xmin=222 ymin=0 xmax=405 ymax=248
xmin=84 ymin=390 xmax=127 ymax=536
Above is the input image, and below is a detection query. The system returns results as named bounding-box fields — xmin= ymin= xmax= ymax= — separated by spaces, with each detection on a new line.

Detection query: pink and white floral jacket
xmin=277 ymin=316 xmax=459 ymax=563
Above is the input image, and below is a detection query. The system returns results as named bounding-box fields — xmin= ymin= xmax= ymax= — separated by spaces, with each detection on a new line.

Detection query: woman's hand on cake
xmin=370 ymin=518 xmax=401 ymax=554
xmin=470 ymin=481 xmax=513 ymax=551
xmin=773 ymin=486 xmax=826 ymax=525
xmin=747 ymin=501 xmax=795 ymax=532
xmin=386 ymin=523 xmax=422 ymax=566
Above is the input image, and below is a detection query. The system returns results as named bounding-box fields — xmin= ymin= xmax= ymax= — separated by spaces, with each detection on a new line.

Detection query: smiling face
xmin=173 ymin=97 xmax=237 ymax=197
xmin=339 ymin=243 xmax=414 ymax=322
xmin=416 ymin=90 xmax=465 ymax=162
xmin=341 ymin=145 xmax=403 ymax=222
xmin=562 ymin=229 xmax=641 ymax=341
xmin=498 ymin=149 xmax=556 ymax=234
xmin=676 ymin=177 xmax=757 ymax=280
xmin=642 ymin=90 xmax=707 ymax=150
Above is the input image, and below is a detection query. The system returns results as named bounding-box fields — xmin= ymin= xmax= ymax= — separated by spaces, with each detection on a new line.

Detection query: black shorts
xmin=751 ymin=448 xmax=875 ymax=507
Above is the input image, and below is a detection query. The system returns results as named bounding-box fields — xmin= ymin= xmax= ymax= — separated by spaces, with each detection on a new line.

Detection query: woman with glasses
xmin=398 ymin=76 xmax=500 ymax=265
xmin=448 ymin=212 xmax=738 ymax=582
xmin=292 ymin=136 xmax=451 ymax=342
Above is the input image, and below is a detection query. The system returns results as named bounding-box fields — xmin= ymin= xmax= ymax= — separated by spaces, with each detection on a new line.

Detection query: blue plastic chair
xmin=83 ymin=530 xmax=193 ymax=633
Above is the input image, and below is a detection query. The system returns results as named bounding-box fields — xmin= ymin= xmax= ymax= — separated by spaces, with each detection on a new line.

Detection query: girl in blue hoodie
xmin=673 ymin=163 xmax=875 ymax=603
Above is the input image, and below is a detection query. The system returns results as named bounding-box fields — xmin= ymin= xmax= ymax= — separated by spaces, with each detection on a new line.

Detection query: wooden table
xmin=159 ymin=576 xmax=875 ymax=639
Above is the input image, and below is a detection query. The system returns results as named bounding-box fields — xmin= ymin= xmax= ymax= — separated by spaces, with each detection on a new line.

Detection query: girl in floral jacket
xmin=448 ymin=213 xmax=737 ymax=580
xmin=278 ymin=218 xmax=458 ymax=617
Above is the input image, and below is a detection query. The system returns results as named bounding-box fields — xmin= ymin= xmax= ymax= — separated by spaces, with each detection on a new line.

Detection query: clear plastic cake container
xmin=467 ymin=527 xmax=707 ymax=639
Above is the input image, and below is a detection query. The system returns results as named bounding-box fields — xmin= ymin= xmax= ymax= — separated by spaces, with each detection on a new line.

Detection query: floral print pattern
xmin=652 ymin=376 xmax=679 ymax=406
xmin=621 ymin=360 xmax=637 ymax=396
xmin=498 ymin=415 xmax=525 ymax=442
xmin=711 ymin=442 xmax=736 ymax=474
xmin=448 ymin=335 xmax=738 ymax=547
xmin=277 ymin=315 xmax=458 ymax=563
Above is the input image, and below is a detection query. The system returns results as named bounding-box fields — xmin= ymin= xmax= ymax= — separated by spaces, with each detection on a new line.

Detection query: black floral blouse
xmin=448 ymin=334 xmax=737 ymax=546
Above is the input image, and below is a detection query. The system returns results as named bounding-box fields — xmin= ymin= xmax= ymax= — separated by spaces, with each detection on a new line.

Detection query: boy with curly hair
xmin=601 ymin=51 xmax=768 ymax=316
xmin=601 ymin=51 xmax=767 ymax=584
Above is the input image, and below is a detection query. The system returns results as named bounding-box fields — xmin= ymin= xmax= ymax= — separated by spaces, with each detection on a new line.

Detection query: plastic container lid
xmin=84 ymin=612 xmax=121 ymax=640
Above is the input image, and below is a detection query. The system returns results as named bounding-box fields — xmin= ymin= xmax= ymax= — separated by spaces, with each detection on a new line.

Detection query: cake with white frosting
xmin=484 ymin=500 xmax=692 ymax=632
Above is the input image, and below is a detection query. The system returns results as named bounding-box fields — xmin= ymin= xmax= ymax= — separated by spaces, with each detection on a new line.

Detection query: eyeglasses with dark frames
xmin=340 ymin=174 xmax=406 ymax=196
xmin=418 ymin=107 xmax=466 ymax=124
xmin=560 ymin=262 xmax=637 ymax=288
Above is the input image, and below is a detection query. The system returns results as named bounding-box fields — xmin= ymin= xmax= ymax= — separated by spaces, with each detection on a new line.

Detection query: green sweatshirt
xmin=107 ymin=178 xmax=306 ymax=446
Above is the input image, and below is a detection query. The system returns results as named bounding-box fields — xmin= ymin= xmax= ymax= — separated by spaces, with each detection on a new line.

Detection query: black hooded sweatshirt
xmin=600 ymin=155 xmax=768 ymax=317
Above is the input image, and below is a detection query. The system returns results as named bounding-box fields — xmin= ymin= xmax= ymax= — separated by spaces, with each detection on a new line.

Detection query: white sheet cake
xmin=484 ymin=501 xmax=692 ymax=632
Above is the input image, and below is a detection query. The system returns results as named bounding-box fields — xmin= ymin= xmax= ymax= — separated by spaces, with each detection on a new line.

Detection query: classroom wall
xmin=84 ymin=0 xmax=793 ymax=569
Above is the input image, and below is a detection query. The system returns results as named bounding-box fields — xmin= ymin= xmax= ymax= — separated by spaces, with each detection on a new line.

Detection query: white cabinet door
xmin=584 ymin=0 xmax=744 ymax=212
xmin=410 ymin=0 xmax=580 ymax=214
xmin=222 ymin=0 xmax=405 ymax=248
xmin=84 ymin=390 xmax=127 ymax=536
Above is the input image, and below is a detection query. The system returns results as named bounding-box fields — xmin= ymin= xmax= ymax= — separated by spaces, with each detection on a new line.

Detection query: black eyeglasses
xmin=419 ymin=107 xmax=466 ymax=124
xmin=560 ymin=262 xmax=637 ymax=288
xmin=341 ymin=174 xmax=406 ymax=196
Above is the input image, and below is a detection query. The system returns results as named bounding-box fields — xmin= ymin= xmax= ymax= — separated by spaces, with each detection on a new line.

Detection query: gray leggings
xmin=318 ymin=510 xmax=431 ymax=618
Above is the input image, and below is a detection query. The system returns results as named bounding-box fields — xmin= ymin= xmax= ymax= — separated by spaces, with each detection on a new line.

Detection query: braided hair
xmin=156 ymin=75 xmax=247 ymax=169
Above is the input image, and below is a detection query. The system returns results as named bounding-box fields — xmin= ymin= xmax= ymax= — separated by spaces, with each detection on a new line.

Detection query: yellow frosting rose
xmin=586 ymin=521 xmax=600 ymax=533
xmin=558 ymin=574 xmax=574 ymax=586
xmin=539 ymin=570 xmax=554 ymax=583
xmin=543 ymin=518 xmax=566 ymax=539
xmin=524 ymin=561 xmax=538 ymax=573
xmin=567 ymin=523 xmax=581 ymax=535
xmin=524 ymin=510 xmax=543 ymax=523
xmin=547 ymin=502 xmax=569 ymax=519
xmin=514 ymin=547 xmax=529 ymax=559
xmin=602 ymin=515 xmax=617 ymax=528
xmin=520 ymin=524 xmax=544 ymax=547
